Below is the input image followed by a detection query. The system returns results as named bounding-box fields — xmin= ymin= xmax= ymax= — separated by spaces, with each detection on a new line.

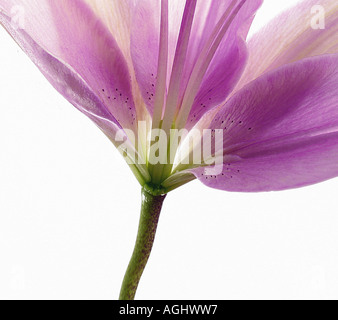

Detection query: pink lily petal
xmin=82 ymin=0 xmax=133 ymax=63
xmin=130 ymin=0 xmax=262 ymax=121
xmin=185 ymin=0 xmax=263 ymax=129
xmin=235 ymin=0 xmax=338 ymax=94
xmin=0 ymin=8 xmax=120 ymax=132
xmin=130 ymin=0 xmax=170 ymax=114
xmin=0 ymin=0 xmax=138 ymax=132
xmin=192 ymin=54 xmax=338 ymax=192
xmin=81 ymin=0 xmax=150 ymax=125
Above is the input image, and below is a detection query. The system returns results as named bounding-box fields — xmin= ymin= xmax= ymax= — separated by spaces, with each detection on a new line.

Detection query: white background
xmin=0 ymin=0 xmax=337 ymax=300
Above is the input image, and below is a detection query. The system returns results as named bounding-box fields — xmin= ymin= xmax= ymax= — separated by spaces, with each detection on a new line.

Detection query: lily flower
xmin=1 ymin=0 xmax=337 ymax=300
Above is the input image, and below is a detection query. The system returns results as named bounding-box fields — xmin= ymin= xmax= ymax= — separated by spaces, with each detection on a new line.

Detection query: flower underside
xmin=123 ymin=0 xmax=250 ymax=193
xmin=1 ymin=0 xmax=337 ymax=195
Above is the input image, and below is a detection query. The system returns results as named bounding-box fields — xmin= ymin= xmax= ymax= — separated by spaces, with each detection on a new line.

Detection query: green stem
xmin=119 ymin=188 xmax=167 ymax=300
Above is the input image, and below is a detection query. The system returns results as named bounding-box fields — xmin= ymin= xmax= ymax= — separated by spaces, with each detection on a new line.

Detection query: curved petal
xmin=83 ymin=0 xmax=132 ymax=63
xmin=1 ymin=11 xmax=121 ymax=132
xmin=130 ymin=0 xmax=262 ymax=120
xmin=192 ymin=54 xmax=338 ymax=192
xmin=82 ymin=0 xmax=150 ymax=125
xmin=0 ymin=0 xmax=138 ymax=131
xmin=193 ymin=132 xmax=338 ymax=192
xmin=130 ymin=0 xmax=169 ymax=114
xmin=235 ymin=0 xmax=338 ymax=93
xmin=185 ymin=0 xmax=262 ymax=129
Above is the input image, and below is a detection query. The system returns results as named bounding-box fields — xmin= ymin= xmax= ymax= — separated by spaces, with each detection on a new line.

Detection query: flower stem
xmin=119 ymin=188 xmax=167 ymax=300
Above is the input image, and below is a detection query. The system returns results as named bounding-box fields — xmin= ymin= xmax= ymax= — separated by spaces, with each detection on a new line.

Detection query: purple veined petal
xmin=81 ymin=0 xmax=150 ymax=126
xmin=191 ymin=54 xmax=338 ymax=192
xmin=211 ymin=54 xmax=338 ymax=150
xmin=1 ymin=9 xmax=149 ymax=184
xmin=160 ymin=0 xmax=197 ymax=134
xmin=193 ymin=132 xmax=338 ymax=192
xmin=234 ymin=0 xmax=338 ymax=95
xmin=184 ymin=0 xmax=263 ymax=130
xmin=0 ymin=0 xmax=138 ymax=132
xmin=130 ymin=0 xmax=262 ymax=123
xmin=130 ymin=0 xmax=198 ymax=116
xmin=49 ymin=0 xmax=138 ymax=131
xmin=0 ymin=9 xmax=120 ymax=137
xmin=82 ymin=0 xmax=133 ymax=64
xmin=131 ymin=0 xmax=169 ymax=115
